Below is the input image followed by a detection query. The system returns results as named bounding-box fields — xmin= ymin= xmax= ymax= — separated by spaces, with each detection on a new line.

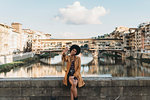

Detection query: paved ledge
xmin=0 ymin=77 xmax=150 ymax=100
xmin=1 ymin=77 xmax=150 ymax=81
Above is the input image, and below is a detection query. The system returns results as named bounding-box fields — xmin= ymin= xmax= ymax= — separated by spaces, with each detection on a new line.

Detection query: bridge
xmin=32 ymin=38 xmax=123 ymax=51
xmin=32 ymin=38 xmax=125 ymax=58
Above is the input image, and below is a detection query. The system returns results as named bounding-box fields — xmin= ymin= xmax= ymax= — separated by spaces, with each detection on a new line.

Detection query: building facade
xmin=0 ymin=22 xmax=51 ymax=55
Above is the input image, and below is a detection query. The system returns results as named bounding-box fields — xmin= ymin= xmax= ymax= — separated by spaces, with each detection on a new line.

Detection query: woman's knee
xmin=71 ymin=86 xmax=74 ymax=92
xmin=73 ymin=81 xmax=77 ymax=88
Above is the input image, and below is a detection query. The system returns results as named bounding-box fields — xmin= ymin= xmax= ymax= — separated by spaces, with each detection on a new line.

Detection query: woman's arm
xmin=62 ymin=53 xmax=69 ymax=62
xmin=62 ymin=47 xmax=69 ymax=62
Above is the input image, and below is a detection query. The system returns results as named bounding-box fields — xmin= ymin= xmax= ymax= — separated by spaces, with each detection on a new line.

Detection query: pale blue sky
xmin=0 ymin=0 xmax=149 ymax=38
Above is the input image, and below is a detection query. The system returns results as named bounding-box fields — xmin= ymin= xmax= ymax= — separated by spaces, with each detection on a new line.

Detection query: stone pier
xmin=0 ymin=77 xmax=150 ymax=100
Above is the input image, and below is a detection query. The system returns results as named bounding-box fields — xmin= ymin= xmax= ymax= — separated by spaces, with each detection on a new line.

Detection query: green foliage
xmin=39 ymin=52 xmax=58 ymax=58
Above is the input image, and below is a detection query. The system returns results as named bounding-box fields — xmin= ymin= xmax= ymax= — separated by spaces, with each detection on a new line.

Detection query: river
xmin=0 ymin=52 xmax=150 ymax=78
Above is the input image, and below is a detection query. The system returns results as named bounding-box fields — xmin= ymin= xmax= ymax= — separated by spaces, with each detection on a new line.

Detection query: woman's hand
xmin=62 ymin=47 xmax=68 ymax=54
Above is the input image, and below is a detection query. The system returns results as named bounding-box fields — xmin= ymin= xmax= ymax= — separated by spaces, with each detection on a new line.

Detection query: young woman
xmin=62 ymin=45 xmax=85 ymax=100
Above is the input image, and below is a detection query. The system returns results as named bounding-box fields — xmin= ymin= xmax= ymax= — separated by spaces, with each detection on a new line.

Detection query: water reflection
xmin=0 ymin=53 xmax=150 ymax=78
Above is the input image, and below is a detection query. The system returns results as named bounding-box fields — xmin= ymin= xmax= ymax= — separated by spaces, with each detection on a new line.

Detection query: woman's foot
xmin=74 ymin=97 xmax=78 ymax=100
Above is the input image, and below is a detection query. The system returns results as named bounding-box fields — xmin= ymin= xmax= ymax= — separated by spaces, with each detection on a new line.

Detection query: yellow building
xmin=0 ymin=23 xmax=11 ymax=55
xmin=0 ymin=23 xmax=23 ymax=55
xmin=143 ymin=24 xmax=150 ymax=53
xmin=0 ymin=22 xmax=50 ymax=55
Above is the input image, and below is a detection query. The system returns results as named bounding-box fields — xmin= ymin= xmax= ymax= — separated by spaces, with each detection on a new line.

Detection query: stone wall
xmin=0 ymin=77 xmax=150 ymax=100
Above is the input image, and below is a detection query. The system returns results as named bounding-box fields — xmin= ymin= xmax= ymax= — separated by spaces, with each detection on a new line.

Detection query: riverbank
xmin=127 ymin=56 xmax=150 ymax=64
xmin=0 ymin=56 xmax=39 ymax=73
xmin=141 ymin=58 xmax=150 ymax=64
xmin=103 ymin=52 xmax=150 ymax=64
xmin=0 ymin=52 xmax=34 ymax=65
xmin=0 ymin=52 xmax=58 ymax=73
xmin=39 ymin=52 xmax=59 ymax=58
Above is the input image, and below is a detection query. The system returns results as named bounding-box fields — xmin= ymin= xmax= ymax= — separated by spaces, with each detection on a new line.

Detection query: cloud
xmin=55 ymin=1 xmax=108 ymax=25
xmin=51 ymin=32 xmax=91 ymax=39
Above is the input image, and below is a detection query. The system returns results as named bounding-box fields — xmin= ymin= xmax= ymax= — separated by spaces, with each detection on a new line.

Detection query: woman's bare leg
xmin=71 ymin=89 xmax=74 ymax=100
xmin=69 ymin=76 xmax=78 ymax=98
xmin=69 ymin=76 xmax=75 ymax=100
xmin=72 ymin=80 xmax=78 ymax=97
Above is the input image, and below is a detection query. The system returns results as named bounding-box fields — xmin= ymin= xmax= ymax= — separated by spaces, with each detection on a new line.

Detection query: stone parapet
xmin=0 ymin=77 xmax=150 ymax=100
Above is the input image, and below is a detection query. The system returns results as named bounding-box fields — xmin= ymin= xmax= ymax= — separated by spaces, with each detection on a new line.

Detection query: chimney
xmin=11 ymin=23 xmax=22 ymax=33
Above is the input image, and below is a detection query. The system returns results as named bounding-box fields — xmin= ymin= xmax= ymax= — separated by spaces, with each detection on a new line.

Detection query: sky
xmin=0 ymin=0 xmax=149 ymax=39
